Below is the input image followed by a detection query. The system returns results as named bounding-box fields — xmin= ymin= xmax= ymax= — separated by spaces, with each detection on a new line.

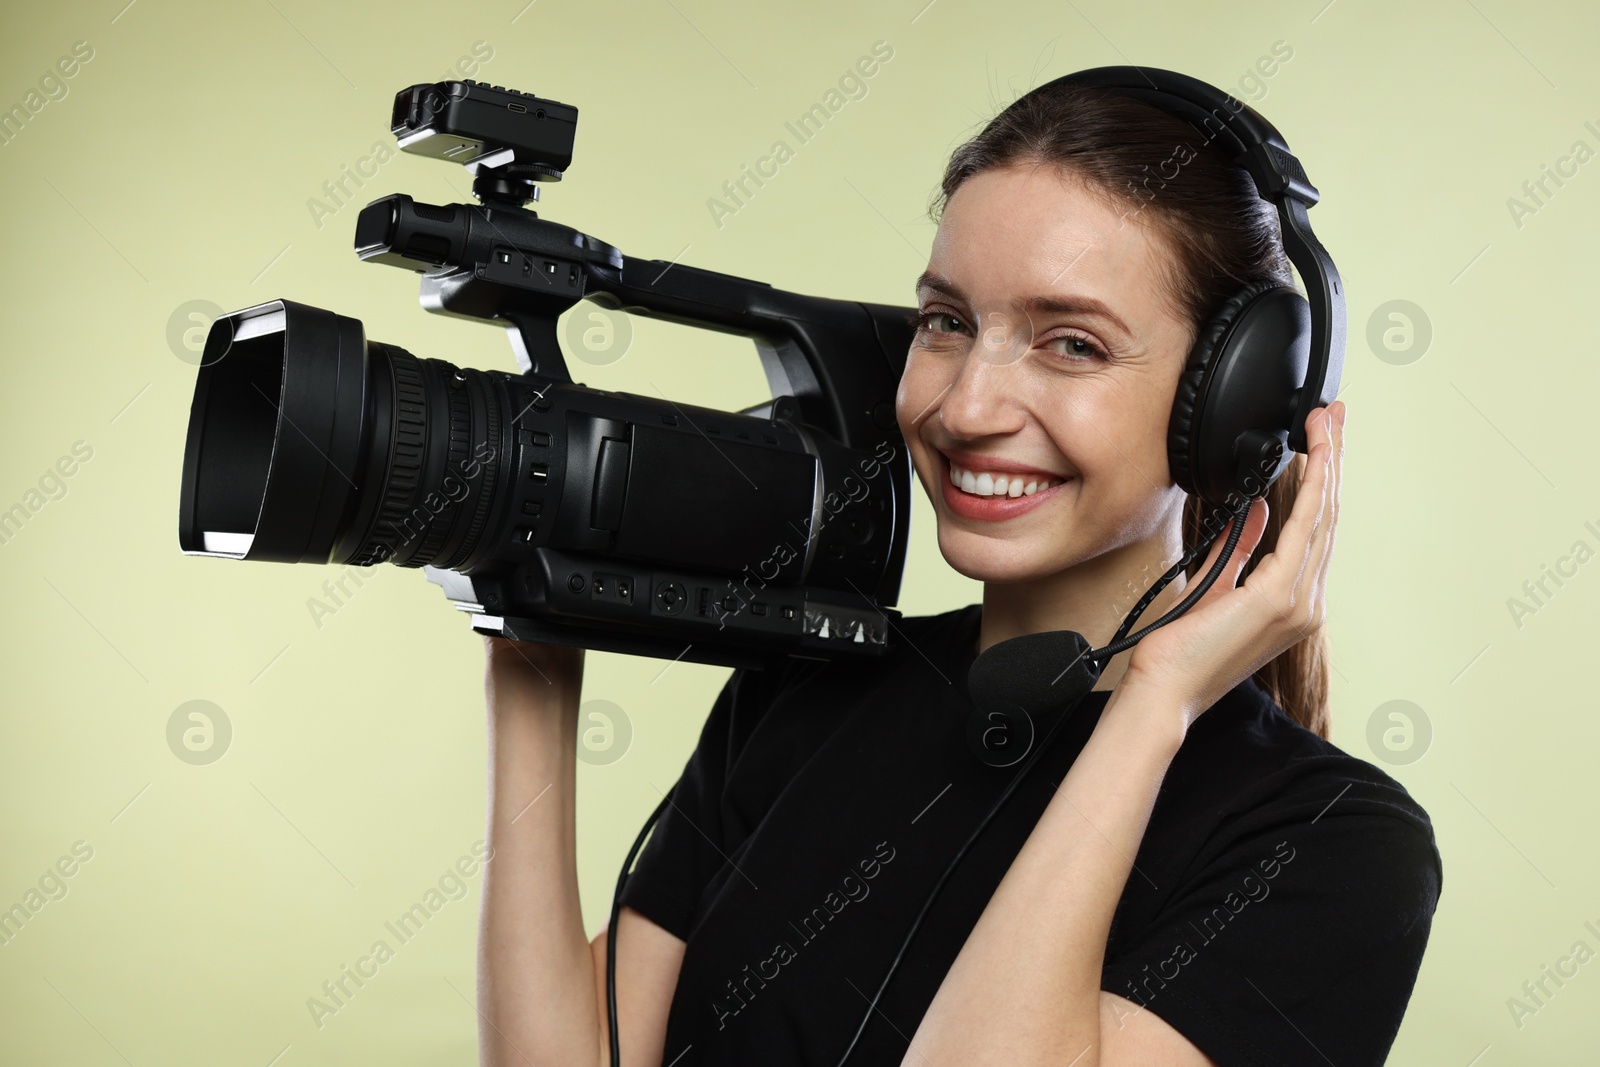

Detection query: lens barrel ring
xmin=354 ymin=348 xmax=428 ymax=565
xmin=405 ymin=362 xmax=474 ymax=566
xmin=436 ymin=369 xmax=502 ymax=571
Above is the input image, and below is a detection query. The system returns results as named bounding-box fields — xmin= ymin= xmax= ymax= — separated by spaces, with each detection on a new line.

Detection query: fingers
xmin=1309 ymin=400 xmax=1346 ymax=594
xmin=1305 ymin=403 xmax=1344 ymax=630
xmin=1276 ymin=404 xmax=1341 ymax=632
xmin=1233 ymin=406 xmax=1330 ymax=634
xmin=1178 ymin=404 xmax=1345 ymax=649
xmin=1274 ymin=407 xmax=1334 ymax=568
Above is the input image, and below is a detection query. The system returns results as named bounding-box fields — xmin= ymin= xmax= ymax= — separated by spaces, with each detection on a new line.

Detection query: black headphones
xmin=1037 ymin=65 xmax=1347 ymax=506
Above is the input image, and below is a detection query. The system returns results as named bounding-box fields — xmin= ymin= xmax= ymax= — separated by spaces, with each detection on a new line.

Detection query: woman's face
xmin=895 ymin=162 xmax=1198 ymax=583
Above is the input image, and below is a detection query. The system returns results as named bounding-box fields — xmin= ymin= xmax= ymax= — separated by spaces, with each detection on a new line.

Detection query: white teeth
xmin=948 ymin=462 xmax=1063 ymax=498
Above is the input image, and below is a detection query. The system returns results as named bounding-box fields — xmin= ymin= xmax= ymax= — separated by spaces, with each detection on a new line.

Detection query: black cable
xmin=1106 ymin=499 xmax=1243 ymax=648
xmin=1092 ymin=497 xmax=1250 ymax=663
xmin=608 ymin=784 xmax=676 ymax=1067
xmin=831 ymin=662 xmax=1084 ymax=1063
xmin=1024 ymin=498 xmax=1247 ymax=715
xmin=833 ymin=495 xmax=1251 ymax=1065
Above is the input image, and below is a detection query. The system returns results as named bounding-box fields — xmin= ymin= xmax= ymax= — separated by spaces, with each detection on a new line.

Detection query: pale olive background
xmin=1 ymin=0 xmax=1595 ymax=1063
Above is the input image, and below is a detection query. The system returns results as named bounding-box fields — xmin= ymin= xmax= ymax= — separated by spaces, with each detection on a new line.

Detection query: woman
xmin=474 ymin=81 xmax=1440 ymax=1067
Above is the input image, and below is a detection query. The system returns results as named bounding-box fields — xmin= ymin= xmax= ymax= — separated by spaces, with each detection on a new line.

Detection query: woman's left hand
xmin=1122 ymin=400 xmax=1346 ymax=726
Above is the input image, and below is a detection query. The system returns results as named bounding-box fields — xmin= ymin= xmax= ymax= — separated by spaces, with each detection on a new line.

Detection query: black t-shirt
xmin=617 ymin=603 xmax=1442 ymax=1066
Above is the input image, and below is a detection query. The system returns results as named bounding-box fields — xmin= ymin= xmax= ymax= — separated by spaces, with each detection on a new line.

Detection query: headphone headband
xmin=1022 ymin=66 xmax=1346 ymax=456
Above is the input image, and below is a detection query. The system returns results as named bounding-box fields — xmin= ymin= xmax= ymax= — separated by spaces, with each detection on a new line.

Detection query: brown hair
xmin=931 ymin=82 xmax=1331 ymax=739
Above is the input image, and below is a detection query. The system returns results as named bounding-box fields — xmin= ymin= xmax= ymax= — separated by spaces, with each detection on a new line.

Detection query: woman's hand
xmin=476 ymin=632 xmax=605 ymax=1067
xmin=1121 ymin=400 xmax=1346 ymax=727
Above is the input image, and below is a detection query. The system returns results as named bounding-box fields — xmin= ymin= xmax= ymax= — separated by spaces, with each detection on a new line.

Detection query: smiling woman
xmin=873 ymin=79 xmax=1436 ymax=1067
xmin=475 ymin=72 xmax=1439 ymax=1067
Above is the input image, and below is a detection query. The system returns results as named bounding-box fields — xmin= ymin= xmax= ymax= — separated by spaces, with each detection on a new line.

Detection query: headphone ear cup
xmin=1167 ymin=281 xmax=1311 ymax=504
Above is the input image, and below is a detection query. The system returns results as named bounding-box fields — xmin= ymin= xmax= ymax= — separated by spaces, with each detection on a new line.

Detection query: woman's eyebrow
xmin=914 ymin=269 xmax=958 ymax=298
xmin=915 ymin=270 xmax=1133 ymax=339
xmin=1017 ymin=293 xmax=1134 ymax=340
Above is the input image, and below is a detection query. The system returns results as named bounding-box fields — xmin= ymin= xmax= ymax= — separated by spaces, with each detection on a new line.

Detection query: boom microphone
xmin=965 ymin=629 xmax=1101 ymax=767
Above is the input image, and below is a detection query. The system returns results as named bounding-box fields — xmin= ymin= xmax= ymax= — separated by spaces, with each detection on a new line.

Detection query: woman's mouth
xmin=939 ymin=454 xmax=1070 ymax=521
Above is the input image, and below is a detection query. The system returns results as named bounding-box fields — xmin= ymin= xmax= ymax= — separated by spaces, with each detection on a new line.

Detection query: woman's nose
xmin=936 ymin=352 xmax=1026 ymax=439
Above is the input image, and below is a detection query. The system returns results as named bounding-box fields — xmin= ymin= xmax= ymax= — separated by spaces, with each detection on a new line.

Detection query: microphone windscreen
xmin=967 ymin=628 xmax=1102 ymax=718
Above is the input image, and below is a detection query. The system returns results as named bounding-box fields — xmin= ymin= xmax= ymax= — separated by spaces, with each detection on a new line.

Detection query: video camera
xmin=178 ymin=79 xmax=917 ymax=670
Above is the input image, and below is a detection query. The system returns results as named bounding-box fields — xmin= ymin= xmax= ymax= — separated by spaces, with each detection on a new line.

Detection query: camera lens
xmin=178 ymin=298 xmax=507 ymax=571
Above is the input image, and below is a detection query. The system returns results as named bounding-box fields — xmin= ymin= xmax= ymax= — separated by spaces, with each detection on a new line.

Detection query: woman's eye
xmin=911 ymin=310 xmax=966 ymax=335
xmin=1046 ymin=333 xmax=1108 ymax=362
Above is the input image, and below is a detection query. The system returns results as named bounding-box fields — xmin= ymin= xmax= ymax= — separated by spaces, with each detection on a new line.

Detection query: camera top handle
xmin=355 ymin=79 xmax=915 ymax=457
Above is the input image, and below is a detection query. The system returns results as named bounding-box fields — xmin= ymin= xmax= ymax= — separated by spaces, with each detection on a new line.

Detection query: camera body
xmin=179 ymin=80 xmax=918 ymax=670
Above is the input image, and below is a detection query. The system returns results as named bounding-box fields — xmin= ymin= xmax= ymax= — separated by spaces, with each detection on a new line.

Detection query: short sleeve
xmin=616 ymin=664 xmax=786 ymax=941
xmin=1100 ymin=811 xmax=1442 ymax=1067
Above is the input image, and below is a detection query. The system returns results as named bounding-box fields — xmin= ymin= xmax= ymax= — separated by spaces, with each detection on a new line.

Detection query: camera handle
xmin=358 ymin=193 xmax=914 ymax=453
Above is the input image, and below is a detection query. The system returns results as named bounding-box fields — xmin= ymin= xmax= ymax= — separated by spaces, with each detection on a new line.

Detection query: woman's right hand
xmin=477 ymin=630 xmax=685 ymax=1067
xmin=477 ymin=632 xmax=600 ymax=1066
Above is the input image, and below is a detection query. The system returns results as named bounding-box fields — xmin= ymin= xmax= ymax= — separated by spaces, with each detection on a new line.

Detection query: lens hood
xmin=178 ymin=299 xmax=369 ymax=563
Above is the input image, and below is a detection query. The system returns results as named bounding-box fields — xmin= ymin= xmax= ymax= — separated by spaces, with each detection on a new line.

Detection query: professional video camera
xmin=178 ymin=79 xmax=917 ymax=670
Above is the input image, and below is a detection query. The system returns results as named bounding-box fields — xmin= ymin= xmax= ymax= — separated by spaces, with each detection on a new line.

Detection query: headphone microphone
xmin=963 ymin=490 xmax=1251 ymax=769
